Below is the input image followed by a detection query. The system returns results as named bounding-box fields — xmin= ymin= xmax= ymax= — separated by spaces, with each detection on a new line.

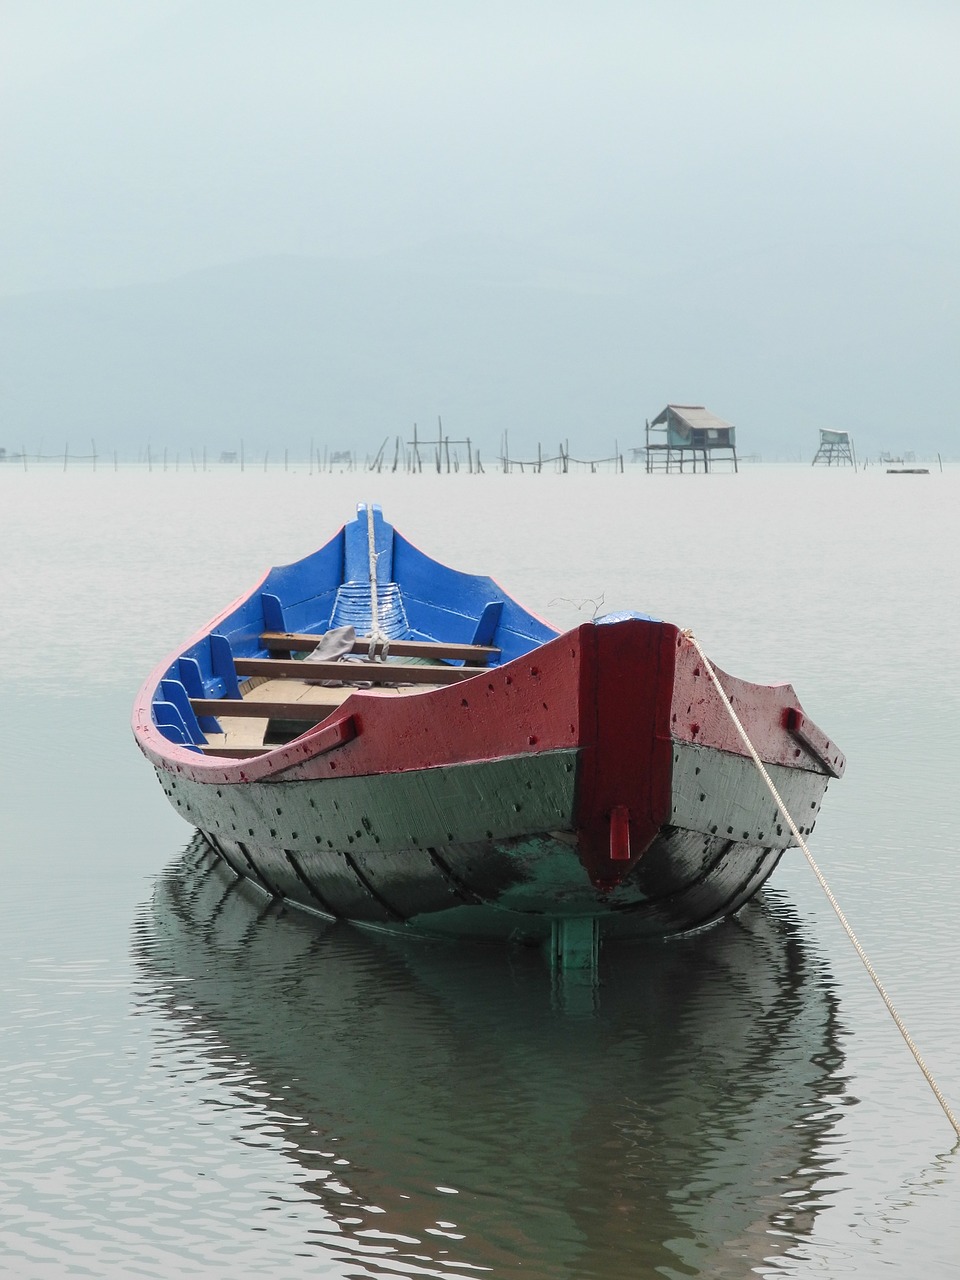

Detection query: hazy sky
xmin=2 ymin=2 xmax=958 ymax=456
xmin=4 ymin=0 xmax=958 ymax=294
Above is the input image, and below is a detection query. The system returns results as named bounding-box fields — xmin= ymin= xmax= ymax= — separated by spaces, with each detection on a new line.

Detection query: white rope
xmin=684 ymin=629 xmax=960 ymax=1141
xmin=366 ymin=503 xmax=381 ymax=660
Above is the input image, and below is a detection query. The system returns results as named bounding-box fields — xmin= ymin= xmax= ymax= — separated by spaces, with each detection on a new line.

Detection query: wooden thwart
xmin=191 ymin=698 xmax=340 ymax=721
xmin=234 ymin=657 xmax=483 ymax=684
xmin=260 ymin=631 xmax=499 ymax=664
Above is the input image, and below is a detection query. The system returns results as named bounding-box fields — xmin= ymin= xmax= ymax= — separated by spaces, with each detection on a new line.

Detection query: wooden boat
xmin=133 ymin=503 xmax=845 ymax=952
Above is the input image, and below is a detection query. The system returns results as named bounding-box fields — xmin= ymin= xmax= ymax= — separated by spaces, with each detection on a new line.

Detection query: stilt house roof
xmin=650 ymin=405 xmax=734 ymax=435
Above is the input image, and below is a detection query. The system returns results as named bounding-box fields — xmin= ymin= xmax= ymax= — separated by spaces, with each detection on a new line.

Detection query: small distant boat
xmin=133 ymin=504 xmax=845 ymax=952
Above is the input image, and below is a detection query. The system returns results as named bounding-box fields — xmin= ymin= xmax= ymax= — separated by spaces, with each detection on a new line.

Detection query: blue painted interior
xmin=151 ymin=503 xmax=561 ymax=743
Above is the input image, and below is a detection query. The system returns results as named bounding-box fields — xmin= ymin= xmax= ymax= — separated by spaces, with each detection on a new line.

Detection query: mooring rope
xmin=684 ymin=629 xmax=960 ymax=1141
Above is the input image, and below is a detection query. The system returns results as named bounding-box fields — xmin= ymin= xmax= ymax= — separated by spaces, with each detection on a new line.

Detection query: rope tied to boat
xmin=683 ymin=628 xmax=960 ymax=1142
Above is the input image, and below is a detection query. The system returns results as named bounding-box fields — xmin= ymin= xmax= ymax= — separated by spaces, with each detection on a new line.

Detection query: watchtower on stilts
xmin=811 ymin=429 xmax=856 ymax=468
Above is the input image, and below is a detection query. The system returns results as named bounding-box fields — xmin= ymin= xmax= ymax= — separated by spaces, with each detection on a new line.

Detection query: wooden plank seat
xmin=234 ymin=657 xmax=485 ymax=684
xmin=190 ymin=698 xmax=343 ymax=721
xmin=192 ymin=651 xmax=471 ymax=757
xmin=260 ymin=631 xmax=500 ymax=665
xmin=191 ymin=672 xmax=441 ymax=757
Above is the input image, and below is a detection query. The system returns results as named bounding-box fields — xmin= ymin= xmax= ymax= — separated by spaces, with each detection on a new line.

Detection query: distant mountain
xmin=1 ymin=240 xmax=955 ymax=460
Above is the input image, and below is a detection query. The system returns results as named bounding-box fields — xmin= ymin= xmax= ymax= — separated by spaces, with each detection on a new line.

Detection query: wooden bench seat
xmin=191 ymin=670 xmax=442 ymax=754
xmin=191 ymin=698 xmax=342 ymax=721
xmin=234 ymin=657 xmax=484 ymax=684
xmin=192 ymin=649 xmax=471 ymax=756
xmin=260 ymin=631 xmax=500 ymax=665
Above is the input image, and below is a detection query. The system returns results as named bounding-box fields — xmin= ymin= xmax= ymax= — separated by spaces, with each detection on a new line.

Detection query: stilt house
xmin=645 ymin=405 xmax=738 ymax=473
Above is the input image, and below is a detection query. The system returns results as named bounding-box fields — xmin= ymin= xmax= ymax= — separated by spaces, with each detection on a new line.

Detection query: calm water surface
xmin=1 ymin=466 xmax=958 ymax=1277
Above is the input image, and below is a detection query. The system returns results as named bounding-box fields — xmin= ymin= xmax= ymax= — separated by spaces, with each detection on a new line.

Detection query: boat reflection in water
xmin=135 ymin=835 xmax=850 ymax=1279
